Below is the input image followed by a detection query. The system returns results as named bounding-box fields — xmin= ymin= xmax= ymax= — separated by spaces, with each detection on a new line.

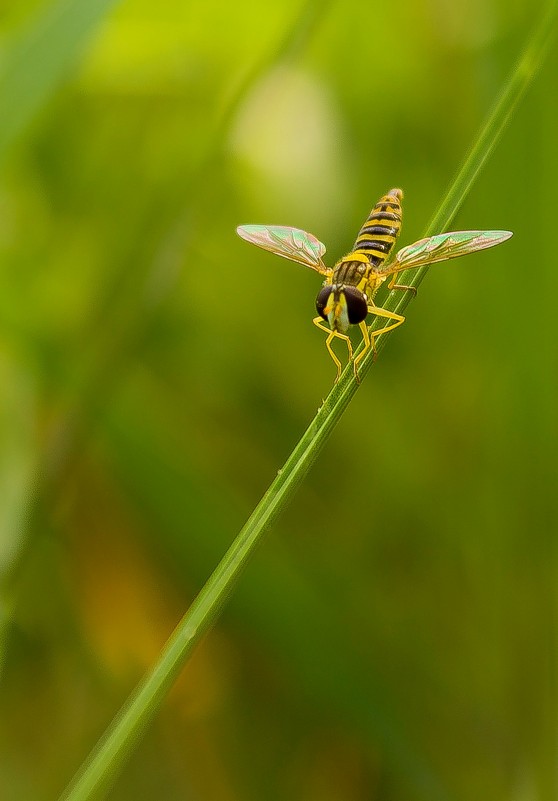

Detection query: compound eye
xmin=343 ymin=286 xmax=368 ymax=324
xmin=315 ymin=286 xmax=333 ymax=320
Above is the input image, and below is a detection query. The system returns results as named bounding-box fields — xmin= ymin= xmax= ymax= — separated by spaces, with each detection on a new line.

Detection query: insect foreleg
xmin=312 ymin=316 xmax=353 ymax=383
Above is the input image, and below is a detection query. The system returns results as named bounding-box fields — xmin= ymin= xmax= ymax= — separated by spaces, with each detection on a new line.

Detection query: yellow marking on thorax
xmin=364 ymin=272 xmax=387 ymax=299
xmin=339 ymin=252 xmax=369 ymax=265
xmin=355 ymin=248 xmax=387 ymax=261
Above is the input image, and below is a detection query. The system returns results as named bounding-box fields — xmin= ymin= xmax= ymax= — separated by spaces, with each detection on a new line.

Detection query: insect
xmin=237 ymin=189 xmax=512 ymax=382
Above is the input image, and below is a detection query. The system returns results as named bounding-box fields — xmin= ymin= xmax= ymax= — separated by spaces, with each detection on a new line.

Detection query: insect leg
xmin=313 ymin=317 xmax=353 ymax=383
xmin=354 ymin=308 xmax=403 ymax=377
xmin=366 ymin=305 xmax=405 ymax=339
xmin=388 ymin=276 xmax=417 ymax=295
xmin=353 ymin=321 xmax=373 ymax=381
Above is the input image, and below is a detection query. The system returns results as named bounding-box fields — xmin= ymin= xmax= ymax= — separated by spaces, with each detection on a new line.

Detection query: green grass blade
xmin=0 ymin=0 xmax=121 ymax=165
xmin=58 ymin=4 xmax=558 ymax=800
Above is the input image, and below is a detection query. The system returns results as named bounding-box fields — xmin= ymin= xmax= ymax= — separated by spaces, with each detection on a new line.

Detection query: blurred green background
xmin=0 ymin=0 xmax=556 ymax=799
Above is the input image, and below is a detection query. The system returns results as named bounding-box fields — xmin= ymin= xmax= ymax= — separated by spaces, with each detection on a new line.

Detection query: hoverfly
xmin=237 ymin=189 xmax=512 ymax=382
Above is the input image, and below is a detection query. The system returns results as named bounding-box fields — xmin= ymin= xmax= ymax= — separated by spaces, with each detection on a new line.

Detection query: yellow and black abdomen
xmin=352 ymin=188 xmax=403 ymax=267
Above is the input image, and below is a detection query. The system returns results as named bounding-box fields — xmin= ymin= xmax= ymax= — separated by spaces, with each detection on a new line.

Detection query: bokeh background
xmin=0 ymin=0 xmax=556 ymax=799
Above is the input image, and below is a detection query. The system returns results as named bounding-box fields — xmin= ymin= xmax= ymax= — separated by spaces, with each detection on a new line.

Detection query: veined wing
xmin=237 ymin=224 xmax=330 ymax=275
xmin=379 ymin=230 xmax=513 ymax=276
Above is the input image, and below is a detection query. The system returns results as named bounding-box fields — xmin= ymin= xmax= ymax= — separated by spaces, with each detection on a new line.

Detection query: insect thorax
xmin=332 ymin=255 xmax=386 ymax=300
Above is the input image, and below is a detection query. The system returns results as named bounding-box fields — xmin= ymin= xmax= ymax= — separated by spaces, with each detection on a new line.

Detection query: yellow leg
xmin=312 ymin=304 xmax=405 ymax=384
xmin=313 ymin=316 xmax=353 ymax=383
xmin=354 ymin=307 xmax=403 ymax=380
xmin=388 ymin=276 xmax=417 ymax=296
xmin=352 ymin=305 xmax=406 ymax=378
xmin=366 ymin=304 xmax=405 ymax=338
xmin=352 ymin=321 xmax=372 ymax=382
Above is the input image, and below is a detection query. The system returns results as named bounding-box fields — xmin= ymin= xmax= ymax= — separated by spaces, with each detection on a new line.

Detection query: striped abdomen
xmin=352 ymin=188 xmax=403 ymax=267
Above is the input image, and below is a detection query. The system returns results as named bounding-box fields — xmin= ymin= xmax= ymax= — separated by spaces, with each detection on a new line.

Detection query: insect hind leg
xmin=388 ymin=276 xmax=417 ymax=296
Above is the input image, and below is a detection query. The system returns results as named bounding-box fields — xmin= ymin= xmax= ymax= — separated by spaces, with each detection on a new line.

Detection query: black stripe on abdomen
xmin=354 ymin=239 xmax=391 ymax=251
xmin=359 ymin=224 xmax=397 ymax=237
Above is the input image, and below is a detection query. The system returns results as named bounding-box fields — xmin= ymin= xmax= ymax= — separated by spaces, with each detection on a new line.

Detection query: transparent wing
xmin=379 ymin=230 xmax=513 ymax=276
xmin=236 ymin=224 xmax=330 ymax=275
